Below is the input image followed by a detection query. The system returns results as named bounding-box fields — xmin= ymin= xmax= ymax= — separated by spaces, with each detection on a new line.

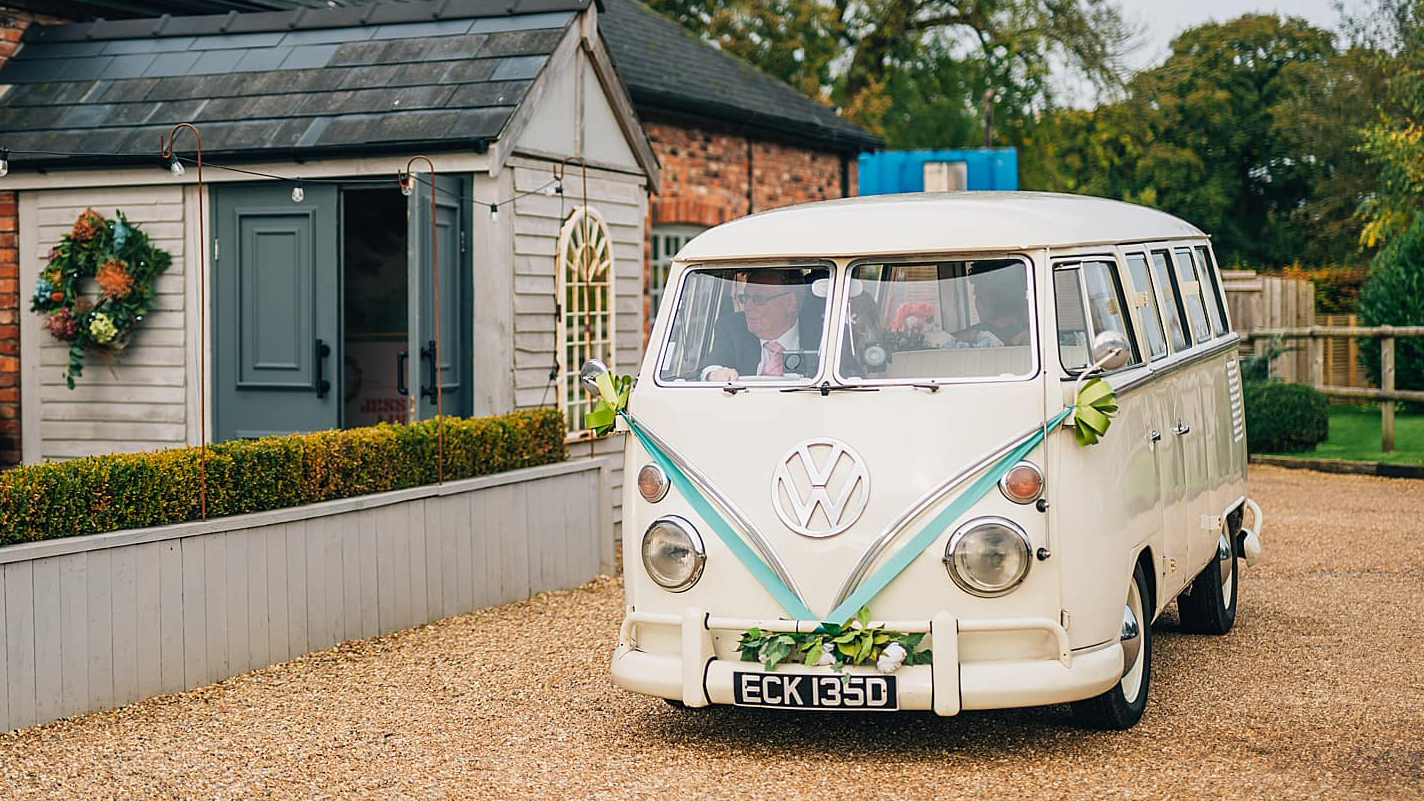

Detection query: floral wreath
xmin=29 ymin=208 xmax=173 ymax=388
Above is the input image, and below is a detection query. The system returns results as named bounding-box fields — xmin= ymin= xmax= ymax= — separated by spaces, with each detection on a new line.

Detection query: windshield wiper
xmin=780 ymin=381 xmax=880 ymax=396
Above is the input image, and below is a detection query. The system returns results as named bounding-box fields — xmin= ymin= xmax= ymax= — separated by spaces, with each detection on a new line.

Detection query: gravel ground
xmin=1 ymin=465 xmax=1421 ymax=800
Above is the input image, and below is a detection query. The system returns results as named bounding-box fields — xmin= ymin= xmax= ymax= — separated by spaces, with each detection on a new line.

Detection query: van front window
xmin=657 ymin=266 xmax=831 ymax=384
xmin=839 ymin=258 xmax=1034 ymax=381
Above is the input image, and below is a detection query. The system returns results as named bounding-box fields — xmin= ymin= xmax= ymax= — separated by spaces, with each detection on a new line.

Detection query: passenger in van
xmin=952 ymin=265 xmax=1030 ymax=348
xmin=700 ymin=271 xmax=820 ymax=381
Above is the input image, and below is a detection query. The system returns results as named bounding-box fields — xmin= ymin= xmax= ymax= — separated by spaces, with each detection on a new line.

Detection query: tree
xmin=1026 ymin=14 xmax=1347 ymax=267
xmin=1357 ymin=214 xmax=1424 ymax=392
xmin=642 ymin=0 xmax=1135 ymax=146
xmin=1356 ymin=0 xmax=1424 ymax=248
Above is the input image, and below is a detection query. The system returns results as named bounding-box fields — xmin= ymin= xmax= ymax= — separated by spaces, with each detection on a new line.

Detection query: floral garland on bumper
xmin=29 ymin=208 xmax=173 ymax=388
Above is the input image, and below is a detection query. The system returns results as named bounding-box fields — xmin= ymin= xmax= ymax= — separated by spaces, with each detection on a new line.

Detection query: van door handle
xmin=1173 ymin=422 xmax=1191 ymax=435
xmin=1148 ymin=429 xmax=1162 ymax=442
xmin=315 ymin=338 xmax=332 ymax=399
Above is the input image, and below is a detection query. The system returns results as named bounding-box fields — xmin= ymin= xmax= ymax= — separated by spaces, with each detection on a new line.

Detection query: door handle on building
xmin=315 ymin=338 xmax=332 ymax=399
xmin=419 ymin=340 xmax=439 ymax=402
xmin=1173 ymin=421 xmax=1191 ymax=436
xmin=396 ymin=350 xmax=409 ymax=396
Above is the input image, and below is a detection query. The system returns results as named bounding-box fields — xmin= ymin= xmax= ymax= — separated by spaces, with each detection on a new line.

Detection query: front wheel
xmin=1070 ymin=563 xmax=1152 ymax=730
xmin=1178 ymin=519 xmax=1238 ymax=635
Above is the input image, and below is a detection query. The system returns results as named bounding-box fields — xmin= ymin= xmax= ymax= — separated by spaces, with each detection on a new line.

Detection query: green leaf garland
xmin=736 ymin=606 xmax=933 ymax=673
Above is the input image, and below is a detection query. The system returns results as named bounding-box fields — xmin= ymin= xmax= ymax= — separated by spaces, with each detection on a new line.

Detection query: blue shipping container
xmin=858 ymin=148 xmax=1018 ymax=194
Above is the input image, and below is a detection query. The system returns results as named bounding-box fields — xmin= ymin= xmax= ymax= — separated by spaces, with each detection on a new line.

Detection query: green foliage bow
xmin=1073 ymin=377 xmax=1119 ymax=446
xmin=584 ymin=372 xmax=632 ymax=435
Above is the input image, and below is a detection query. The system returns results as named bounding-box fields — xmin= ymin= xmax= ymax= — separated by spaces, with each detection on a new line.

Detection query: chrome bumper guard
xmin=615 ymin=609 xmax=1098 ymax=716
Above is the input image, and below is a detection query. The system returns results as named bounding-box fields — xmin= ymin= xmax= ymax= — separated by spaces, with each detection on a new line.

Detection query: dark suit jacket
xmin=700 ymin=310 xmax=824 ymax=377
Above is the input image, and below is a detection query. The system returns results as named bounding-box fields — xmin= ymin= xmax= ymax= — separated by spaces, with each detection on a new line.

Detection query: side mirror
xmin=1090 ymin=330 xmax=1131 ymax=372
xmin=580 ymin=359 xmax=609 ymax=396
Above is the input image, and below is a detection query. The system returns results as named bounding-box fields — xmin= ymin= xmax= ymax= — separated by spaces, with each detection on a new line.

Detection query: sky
xmin=1053 ymin=0 xmax=1368 ymax=106
xmin=1120 ymin=0 xmax=1360 ymax=71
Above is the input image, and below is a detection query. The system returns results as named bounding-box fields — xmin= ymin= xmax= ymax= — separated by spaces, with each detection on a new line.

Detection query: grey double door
xmin=212 ymin=178 xmax=469 ymax=442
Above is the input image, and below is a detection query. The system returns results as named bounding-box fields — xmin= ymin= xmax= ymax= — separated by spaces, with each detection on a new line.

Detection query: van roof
xmin=675 ymin=191 xmax=1207 ymax=262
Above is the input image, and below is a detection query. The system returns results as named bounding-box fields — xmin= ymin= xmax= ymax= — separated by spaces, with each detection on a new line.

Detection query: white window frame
xmin=650 ymin=224 xmax=704 ymax=322
xmin=556 ymin=205 xmax=616 ymax=438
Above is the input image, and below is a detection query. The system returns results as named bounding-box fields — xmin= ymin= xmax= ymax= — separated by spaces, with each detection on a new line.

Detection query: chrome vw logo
xmin=771 ymin=438 xmax=870 ymax=538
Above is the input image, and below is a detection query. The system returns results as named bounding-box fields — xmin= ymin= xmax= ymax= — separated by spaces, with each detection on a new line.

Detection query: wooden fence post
xmin=1382 ymin=331 xmax=1395 ymax=452
xmin=1311 ymin=327 xmax=1324 ymax=389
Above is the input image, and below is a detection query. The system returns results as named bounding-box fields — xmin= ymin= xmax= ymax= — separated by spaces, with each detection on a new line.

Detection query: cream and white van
xmin=599 ymin=192 xmax=1264 ymax=729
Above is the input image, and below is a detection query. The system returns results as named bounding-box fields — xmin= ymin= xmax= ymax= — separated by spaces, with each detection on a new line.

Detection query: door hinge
xmin=1201 ymin=513 xmax=1223 ymax=531
xmin=460 ymin=228 xmax=467 ymax=253
xmin=213 ymin=238 xmax=219 ymax=261
xmin=1164 ymin=556 xmax=1177 ymax=573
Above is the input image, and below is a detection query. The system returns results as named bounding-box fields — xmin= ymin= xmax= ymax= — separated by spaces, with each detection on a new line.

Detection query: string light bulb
xmin=167 ymin=155 xmax=185 ymax=177
xmin=291 ymin=181 xmax=304 ymax=203
xmin=398 ymin=171 xmax=413 ymax=197
xmin=542 ymin=182 xmax=562 ymax=197
xmin=0 ymin=148 xmax=8 ymax=178
xmin=489 ymin=203 xmax=499 ymax=223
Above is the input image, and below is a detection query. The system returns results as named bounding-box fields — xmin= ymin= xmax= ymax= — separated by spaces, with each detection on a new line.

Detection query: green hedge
xmin=1243 ymin=381 xmax=1329 ymax=453
xmin=0 ymin=409 xmax=566 ymax=546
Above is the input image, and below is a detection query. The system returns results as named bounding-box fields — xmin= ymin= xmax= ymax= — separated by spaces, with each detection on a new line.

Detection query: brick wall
xmin=1 ymin=6 xmax=66 ymax=70
xmin=642 ymin=114 xmax=859 ymax=332
xmin=0 ymin=190 xmax=18 ymax=467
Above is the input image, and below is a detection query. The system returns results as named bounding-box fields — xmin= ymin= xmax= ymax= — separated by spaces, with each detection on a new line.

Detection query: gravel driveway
xmin=1 ymin=465 xmax=1420 ymax=800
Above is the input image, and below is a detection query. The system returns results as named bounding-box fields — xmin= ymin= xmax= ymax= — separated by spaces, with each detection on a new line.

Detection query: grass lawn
xmin=1261 ymin=403 xmax=1424 ymax=465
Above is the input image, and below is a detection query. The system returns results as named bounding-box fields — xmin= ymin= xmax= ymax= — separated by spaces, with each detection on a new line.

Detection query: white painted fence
xmin=0 ymin=458 xmax=613 ymax=732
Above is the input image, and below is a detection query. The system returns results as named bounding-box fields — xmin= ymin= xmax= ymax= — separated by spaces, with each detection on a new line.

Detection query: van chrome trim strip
xmin=830 ymin=417 xmax=1061 ymax=611
xmin=624 ymin=411 xmax=810 ymax=612
xmin=1087 ymin=335 xmax=1241 ymax=400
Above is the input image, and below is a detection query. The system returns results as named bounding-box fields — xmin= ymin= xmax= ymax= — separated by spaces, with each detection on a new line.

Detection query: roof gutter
xmin=630 ymin=89 xmax=883 ymax=154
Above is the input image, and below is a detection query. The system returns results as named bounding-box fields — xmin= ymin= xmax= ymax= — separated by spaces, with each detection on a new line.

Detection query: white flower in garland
xmin=876 ymin=642 xmax=907 ymax=674
xmin=815 ymin=643 xmax=835 ymax=666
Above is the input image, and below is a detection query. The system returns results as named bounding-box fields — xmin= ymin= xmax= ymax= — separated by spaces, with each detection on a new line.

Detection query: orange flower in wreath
xmin=70 ymin=208 xmax=105 ymax=242
xmin=97 ymin=258 xmax=136 ymax=298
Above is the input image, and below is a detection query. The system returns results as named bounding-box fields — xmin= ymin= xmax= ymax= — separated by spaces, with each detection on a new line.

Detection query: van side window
xmin=1148 ymin=250 xmax=1190 ymax=350
xmin=1123 ymin=252 xmax=1167 ymax=359
xmin=1194 ymin=244 xmax=1230 ymax=335
xmin=1054 ymin=269 xmax=1089 ymax=371
xmin=1172 ymin=246 xmax=1213 ymax=343
xmin=1054 ymin=261 xmax=1140 ymax=372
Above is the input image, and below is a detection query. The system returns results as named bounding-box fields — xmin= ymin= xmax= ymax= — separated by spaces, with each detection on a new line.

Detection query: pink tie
xmin=761 ymin=341 xmax=785 ymax=376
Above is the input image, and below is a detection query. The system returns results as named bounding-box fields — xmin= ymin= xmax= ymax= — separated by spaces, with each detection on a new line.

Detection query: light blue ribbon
xmin=621 ymin=412 xmax=817 ymax=621
xmin=823 ymin=407 xmax=1073 ymax=623
xmin=624 ymin=407 xmax=1072 ymax=624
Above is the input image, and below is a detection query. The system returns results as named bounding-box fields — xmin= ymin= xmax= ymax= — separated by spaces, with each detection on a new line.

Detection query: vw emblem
xmin=771 ymin=438 xmax=871 ymax=538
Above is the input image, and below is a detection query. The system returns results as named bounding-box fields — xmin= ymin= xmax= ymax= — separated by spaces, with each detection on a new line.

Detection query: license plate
xmin=732 ymin=672 xmax=898 ymax=711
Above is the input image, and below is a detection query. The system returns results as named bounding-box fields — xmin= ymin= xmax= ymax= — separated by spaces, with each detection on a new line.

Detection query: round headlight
xmin=943 ymin=517 xmax=1031 ymax=596
xmin=637 ymin=462 xmax=670 ymax=503
xmin=641 ymin=516 xmax=706 ymax=592
xmin=999 ymin=461 xmax=1044 ymax=504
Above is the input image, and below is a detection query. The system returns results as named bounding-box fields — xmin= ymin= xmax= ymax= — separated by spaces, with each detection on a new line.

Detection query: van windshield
xmin=657 ymin=266 xmax=831 ymax=384
xmin=839 ymin=258 xmax=1035 ymax=382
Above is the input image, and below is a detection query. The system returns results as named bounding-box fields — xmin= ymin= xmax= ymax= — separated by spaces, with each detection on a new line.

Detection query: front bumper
xmin=611 ymin=608 xmax=1123 ymax=715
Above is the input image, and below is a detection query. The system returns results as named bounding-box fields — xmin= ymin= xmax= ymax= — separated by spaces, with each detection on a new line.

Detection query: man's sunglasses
xmin=735 ymin=290 xmax=793 ymax=308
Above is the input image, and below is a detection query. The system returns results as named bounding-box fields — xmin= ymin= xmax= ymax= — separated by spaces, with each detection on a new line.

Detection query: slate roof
xmin=0 ymin=0 xmax=589 ymax=169
xmin=598 ymin=0 xmax=880 ymax=152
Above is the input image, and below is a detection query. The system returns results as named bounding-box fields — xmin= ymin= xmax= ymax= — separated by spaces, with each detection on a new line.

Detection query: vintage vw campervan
xmin=599 ymin=192 xmax=1264 ymax=729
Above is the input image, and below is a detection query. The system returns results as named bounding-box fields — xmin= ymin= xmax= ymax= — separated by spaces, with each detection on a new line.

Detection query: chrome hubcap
xmin=1218 ymin=532 xmax=1234 ymax=606
xmin=1119 ymin=579 xmax=1145 ymax=700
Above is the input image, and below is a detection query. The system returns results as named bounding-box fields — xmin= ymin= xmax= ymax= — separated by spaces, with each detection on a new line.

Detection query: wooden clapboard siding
xmin=0 ymin=458 xmax=611 ymax=733
xmin=507 ymin=156 xmax=645 ymax=540
xmin=24 ymin=186 xmax=192 ymax=462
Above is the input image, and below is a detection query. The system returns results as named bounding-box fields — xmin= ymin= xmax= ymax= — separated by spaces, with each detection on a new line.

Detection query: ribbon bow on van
xmin=1072 ymin=377 xmax=1119 ymax=446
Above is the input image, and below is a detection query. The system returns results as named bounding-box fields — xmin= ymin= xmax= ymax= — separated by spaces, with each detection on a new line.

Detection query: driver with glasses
xmin=700 ymin=271 xmax=811 ymax=382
